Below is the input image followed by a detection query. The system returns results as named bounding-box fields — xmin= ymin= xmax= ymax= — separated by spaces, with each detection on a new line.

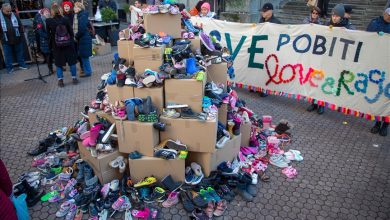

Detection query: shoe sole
xmin=102 ymin=123 xmax=115 ymax=143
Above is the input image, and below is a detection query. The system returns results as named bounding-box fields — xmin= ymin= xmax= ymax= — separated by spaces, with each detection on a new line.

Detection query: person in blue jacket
xmin=367 ymin=7 xmax=390 ymax=34
xmin=366 ymin=7 xmax=390 ymax=137
xmin=34 ymin=8 xmax=54 ymax=75
xmin=73 ymin=2 xmax=92 ymax=77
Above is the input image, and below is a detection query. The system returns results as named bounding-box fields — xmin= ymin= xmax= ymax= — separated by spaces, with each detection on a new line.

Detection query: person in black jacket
xmin=73 ymin=2 xmax=92 ymax=77
xmin=46 ymin=4 xmax=78 ymax=87
xmin=34 ymin=8 xmax=54 ymax=75
xmin=0 ymin=3 xmax=28 ymax=73
xmin=259 ymin=3 xmax=281 ymax=24
xmin=325 ymin=3 xmax=353 ymax=29
xmin=257 ymin=3 xmax=281 ymax=97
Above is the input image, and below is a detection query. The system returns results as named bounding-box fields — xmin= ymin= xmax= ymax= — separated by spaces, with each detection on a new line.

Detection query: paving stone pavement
xmin=0 ymin=52 xmax=389 ymax=220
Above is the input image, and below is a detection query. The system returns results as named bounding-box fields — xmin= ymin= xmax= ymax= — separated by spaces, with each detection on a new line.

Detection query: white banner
xmin=192 ymin=18 xmax=390 ymax=121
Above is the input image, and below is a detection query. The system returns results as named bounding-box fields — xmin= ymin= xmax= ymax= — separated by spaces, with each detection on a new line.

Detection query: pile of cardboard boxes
xmin=78 ymin=13 xmax=252 ymax=185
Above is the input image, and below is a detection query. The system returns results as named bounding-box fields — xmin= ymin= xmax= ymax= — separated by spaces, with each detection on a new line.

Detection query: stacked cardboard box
xmin=87 ymin=14 xmax=244 ymax=185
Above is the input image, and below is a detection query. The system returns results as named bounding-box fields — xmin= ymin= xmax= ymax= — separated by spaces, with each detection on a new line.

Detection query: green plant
xmin=101 ymin=7 xmax=117 ymax=22
xmin=122 ymin=3 xmax=130 ymax=13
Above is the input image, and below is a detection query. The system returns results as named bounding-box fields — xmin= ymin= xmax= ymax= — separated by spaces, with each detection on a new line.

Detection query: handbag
xmin=11 ymin=193 xmax=30 ymax=220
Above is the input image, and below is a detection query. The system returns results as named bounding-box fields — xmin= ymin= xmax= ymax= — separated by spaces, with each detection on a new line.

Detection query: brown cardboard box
xmin=207 ymin=63 xmax=228 ymax=90
xmin=88 ymin=111 xmax=116 ymax=125
xmin=116 ymin=120 xmax=159 ymax=156
xmin=117 ymin=40 xmax=134 ymax=66
xmin=93 ymin=43 xmax=112 ymax=56
xmin=96 ymin=169 xmax=123 ymax=184
xmin=218 ymin=104 xmax=228 ymax=127
xmin=164 ymin=78 xmax=205 ymax=113
xmin=106 ymin=85 xmax=134 ymax=103
xmin=144 ymin=14 xmax=181 ymax=38
xmin=240 ymin=122 xmax=252 ymax=147
xmin=160 ymin=116 xmax=217 ymax=153
xmin=133 ymin=46 xmax=164 ymax=73
xmin=77 ymin=141 xmax=125 ymax=172
xmin=189 ymin=36 xmax=201 ymax=53
xmin=133 ymin=87 xmax=164 ymax=114
xmin=187 ymin=134 xmax=241 ymax=176
xmin=128 ymin=157 xmax=185 ymax=182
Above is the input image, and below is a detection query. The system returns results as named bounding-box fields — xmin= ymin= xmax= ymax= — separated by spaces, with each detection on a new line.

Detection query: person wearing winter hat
xmin=189 ymin=1 xmax=205 ymax=16
xmin=198 ymin=2 xmax=215 ymax=18
xmin=366 ymin=8 xmax=390 ymax=137
xmin=62 ymin=1 xmax=74 ymax=24
xmin=343 ymin=5 xmax=356 ymax=30
xmin=259 ymin=3 xmax=281 ymax=24
xmin=366 ymin=7 xmax=390 ymax=34
xmin=325 ymin=3 xmax=353 ymax=29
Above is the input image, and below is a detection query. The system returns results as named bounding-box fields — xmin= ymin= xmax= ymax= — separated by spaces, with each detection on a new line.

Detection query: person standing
xmin=35 ymin=8 xmax=54 ymax=75
xmin=317 ymin=0 xmax=330 ymax=18
xmin=0 ymin=159 xmax=17 ymax=220
xmin=198 ymin=2 xmax=216 ymax=18
xmin=303 ymin=6 xmax=323 ymax=24
xmin=366 ymin=7 xmax=390 ymax=33
xmin=343 ymin=5 xmax=356 ymax=30
xmin=0 ymin=3 xmax=28 ymax=73
xmin=73 ymin=2 xmax=92 ymax=78
xmin=259 ymin=3 xmax=281 ymax=24
xmin=46 ymin=4 xmax=78 ymax=87
xmin=366 ymin=7 xmax=390 ymax=137
xmin=257 ymin=3 xmax=281 ymax=97
xmin=129 ymin=0 xmax=143 ymax=25
xmin=325 ymin=3 xmax=353 ymax=29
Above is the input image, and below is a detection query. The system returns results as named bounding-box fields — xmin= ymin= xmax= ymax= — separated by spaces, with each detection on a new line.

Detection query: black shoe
xmin=259 ymin=92 xmax=268 ymax=97
xmin=379 ymin=122 xmax=388 ymax=136
xmin=22 ymin=180 xmax=44 ymax=207
xmin=153 ymin=122 xmax=166 ymax=131
xmin=307 ymin=104 xmax=317 ymax=112
xmin=180 ymin=191 xmax=195 ymax=212
xmin=181 ymin=107 xmax=199 ymax=119
xmin=317 ymin=106 xmax=324 ymax=115
xmin=27 ymin=133 xmax=57 ymax=156
xmin=371 ymin=121 xmax=381 ymax=134
xmin=161 ymin=175 xmax=183 ymax=192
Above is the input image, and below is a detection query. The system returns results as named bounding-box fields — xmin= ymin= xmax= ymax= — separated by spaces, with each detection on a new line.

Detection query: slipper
xmin=269 ymin=154 xmax=290 ymax=168
xmin=41 ymin=190 xmax=59 ymax=202
xmin=282 ymin=166 xmax=298 ymax=178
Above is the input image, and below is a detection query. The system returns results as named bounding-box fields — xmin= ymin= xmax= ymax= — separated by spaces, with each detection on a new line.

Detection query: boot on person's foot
xmin=370 ymin=121 xmax=381 ymax=134
xmin=306 ymin=104 xmax=317 ymax=112
xmin=379 ymin=122 xmax=388 ymax=137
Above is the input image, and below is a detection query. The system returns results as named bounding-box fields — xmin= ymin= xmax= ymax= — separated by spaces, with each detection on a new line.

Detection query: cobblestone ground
xmin=0 ymin=52 xmax=389 ymax=220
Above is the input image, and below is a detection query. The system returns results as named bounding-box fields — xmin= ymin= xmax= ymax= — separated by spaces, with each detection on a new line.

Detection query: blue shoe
xmin=183 ymin=19 xmax=199 ymax=33
xmin=186 ymin=57 xmax=198 ymax=75
xmin=106 ymin=69 xmax=117 ymax=85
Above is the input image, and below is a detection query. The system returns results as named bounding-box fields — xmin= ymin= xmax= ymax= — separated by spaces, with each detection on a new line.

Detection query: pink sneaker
xmin=282 ymin=166 xmax=298 ymax=178
xmin=132 ymin=207 xmax=150 ymax=219
xmin=162 ymin=192 xmax=179 ymax=208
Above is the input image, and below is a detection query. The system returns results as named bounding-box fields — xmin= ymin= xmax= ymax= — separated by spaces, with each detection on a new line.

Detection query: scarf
xmin=73 ymin=14 xmax=78 ymax=38
xmin=0 ymin=11 xmax=20 ymax=42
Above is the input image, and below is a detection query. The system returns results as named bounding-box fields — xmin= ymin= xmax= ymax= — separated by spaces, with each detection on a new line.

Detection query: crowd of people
xmin=0 ymin=1 xmax=93 ymax=87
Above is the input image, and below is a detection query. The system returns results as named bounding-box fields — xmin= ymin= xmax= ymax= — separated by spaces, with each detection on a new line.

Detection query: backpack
xmin=55 ymin=24 xmax=71 ymax=47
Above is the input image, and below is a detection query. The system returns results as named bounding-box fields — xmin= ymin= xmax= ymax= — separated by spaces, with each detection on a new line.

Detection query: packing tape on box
xmin=166 ymin=94 xmax=202 ymax=101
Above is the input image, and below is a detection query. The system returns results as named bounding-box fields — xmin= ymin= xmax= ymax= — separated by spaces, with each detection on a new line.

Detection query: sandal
xmin=258 ymin=170 xmax=270 ymax=182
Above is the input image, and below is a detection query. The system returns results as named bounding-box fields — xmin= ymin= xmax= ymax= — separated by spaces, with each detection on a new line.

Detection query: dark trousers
xmin=317 ymin=0 xmax=330 ymax=17
xmin=44 ymin=53 xmax=53 ymax=71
